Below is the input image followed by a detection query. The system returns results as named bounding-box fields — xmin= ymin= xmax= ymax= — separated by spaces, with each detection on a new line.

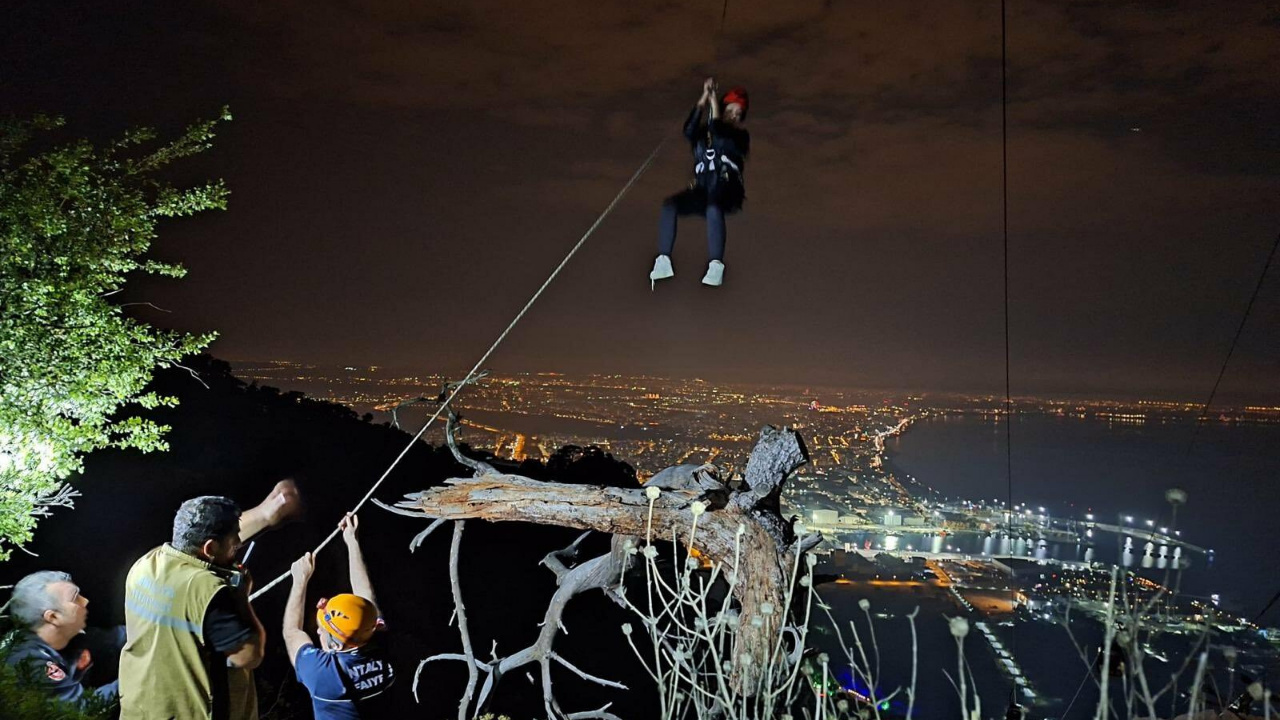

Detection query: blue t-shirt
xmin=294 ymin=638 xmax=394 ymax=720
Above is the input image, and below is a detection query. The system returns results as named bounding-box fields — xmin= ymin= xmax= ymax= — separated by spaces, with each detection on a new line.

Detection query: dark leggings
xmin=658 ymin=187 xmax=727 ymax=262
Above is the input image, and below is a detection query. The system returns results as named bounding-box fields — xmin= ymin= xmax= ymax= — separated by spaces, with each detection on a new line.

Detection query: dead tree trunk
xmin=389 ymin=424 xmax=817 ymax=698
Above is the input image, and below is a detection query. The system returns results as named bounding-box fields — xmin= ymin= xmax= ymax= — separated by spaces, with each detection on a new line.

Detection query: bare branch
xmin=551 ymin=652 xmax=629 ymax=690
xmin=541 ymin=531 xmax=593 ymax=584
xmin=31 ymin=484 xmax=79 ymax=518
xmin=371 ymin=497 xmax=431 ymax=518
xmin=449 ymin=522 xmax=479 ymax=720
xmin=168 ymin=360 xmax=210 ymax=389
xmin=412 ymin=654 xmax=489 ymax=704
xmin=445 ymin=409 xmax=498 ymax=476
xmin=409 ymin=518 xmax=447 ymax=552
xmin=564 ymin=703 xmax=624 ymax=720
xmin=389 ymin=396 xmax=429 ymax=430
xmin=118 ymin=301 xmax=171 ymax=313
xmin=438 ymin=370 xmax=490 ymax=401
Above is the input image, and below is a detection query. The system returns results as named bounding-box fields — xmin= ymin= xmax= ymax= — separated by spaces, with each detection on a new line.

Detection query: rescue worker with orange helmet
xmin=284 ymin=513 xmax=394 ymax=719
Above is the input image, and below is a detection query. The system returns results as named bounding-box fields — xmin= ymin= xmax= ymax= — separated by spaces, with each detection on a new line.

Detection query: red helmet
xmin=722 ymin=87 xmax=749 ymax=117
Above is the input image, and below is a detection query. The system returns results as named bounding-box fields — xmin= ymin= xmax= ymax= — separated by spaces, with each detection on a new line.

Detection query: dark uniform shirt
xmin=294 ymin=633 xmax=395 ymax=720
xmin=203 ymin=587 xmax=256 ymax=720
xmin=5 ymin=626 xmax=125 ymax=705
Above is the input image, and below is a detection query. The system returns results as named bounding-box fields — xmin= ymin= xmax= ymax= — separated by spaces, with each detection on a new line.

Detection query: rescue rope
xmin=714 ymin=0 xmax=730 ymax=67
xmin=1000 ymin=0 xmax=1017 ymax=665
xmin=1186 ymin=229 xmax=1279 ymax=454
xmin=1060 ymin=663 xmax=1093 ymax=718
xmin=251 ymin=138 xmax=669 ymax=601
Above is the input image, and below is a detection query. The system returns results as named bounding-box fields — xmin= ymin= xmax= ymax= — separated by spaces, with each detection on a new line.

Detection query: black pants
xmin=657 ymin=185 xmax=740 ymax=262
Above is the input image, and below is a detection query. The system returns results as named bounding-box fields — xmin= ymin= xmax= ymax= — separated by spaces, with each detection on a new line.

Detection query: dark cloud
xmin=3 ymin=0 xmax=1277 ymax=399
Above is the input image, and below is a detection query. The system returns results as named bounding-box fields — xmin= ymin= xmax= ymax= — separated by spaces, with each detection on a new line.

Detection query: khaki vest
xmin=119 ymin=544 xmax=256 ymax=720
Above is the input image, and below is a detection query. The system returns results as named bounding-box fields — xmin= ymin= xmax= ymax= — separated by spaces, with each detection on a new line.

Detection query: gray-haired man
xmin=4 ymin=570 xmax=125 ymax=706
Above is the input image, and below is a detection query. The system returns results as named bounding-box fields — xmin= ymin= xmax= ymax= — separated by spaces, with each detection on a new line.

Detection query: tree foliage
xmin=0 ymin=111 xmax=229 ymax=558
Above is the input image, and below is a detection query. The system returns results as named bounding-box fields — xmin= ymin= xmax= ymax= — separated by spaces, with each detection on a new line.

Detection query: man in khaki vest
xmin=119 ymin=481 xmax=300 ymax=720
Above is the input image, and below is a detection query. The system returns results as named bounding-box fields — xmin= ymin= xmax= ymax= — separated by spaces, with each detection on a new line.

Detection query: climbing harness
xmin=693 ymin=147 xmax=742 ymax=184
xmin=694 ymin=146 xmax=717 ymax=176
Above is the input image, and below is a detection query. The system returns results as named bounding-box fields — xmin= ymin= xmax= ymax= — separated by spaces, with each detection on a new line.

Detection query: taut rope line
xmin=251 ymin=138 xmax=668 ymax=601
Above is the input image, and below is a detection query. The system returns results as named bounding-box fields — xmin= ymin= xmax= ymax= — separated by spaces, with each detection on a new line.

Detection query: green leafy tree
xmin=0 ymin=110 xmax=229 ymax=558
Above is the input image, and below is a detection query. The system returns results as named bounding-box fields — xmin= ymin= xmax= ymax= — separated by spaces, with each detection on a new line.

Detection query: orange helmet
xmin=316 ymin=594 xmax=379 ymax=648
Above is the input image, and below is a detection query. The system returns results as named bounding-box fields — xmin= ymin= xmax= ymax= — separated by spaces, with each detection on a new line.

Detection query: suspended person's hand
xmin=699 ymin=76 xmax=716 ymax=106
xmin=698 ymin=77 xmax=716 ymax=106
xmin=339 ymin=513 xmax=359 ymax=546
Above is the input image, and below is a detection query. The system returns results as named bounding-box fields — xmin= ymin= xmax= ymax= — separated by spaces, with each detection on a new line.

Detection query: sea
xmin=884 ymin=413 xmax=1280 ymax=619
xmin=810 ymin=413 xmax=1280 ymax=719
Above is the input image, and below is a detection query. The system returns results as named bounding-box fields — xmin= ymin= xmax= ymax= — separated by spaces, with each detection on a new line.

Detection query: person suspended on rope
xmin=649 ymin=77 xmax=750 ymax=289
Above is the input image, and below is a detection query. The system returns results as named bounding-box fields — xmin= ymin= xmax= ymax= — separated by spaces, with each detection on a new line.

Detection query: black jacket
xmin=683 ymin=105 xmax=750 ymax=207
xmin=4 ymin=627 xmax=124 ymax=705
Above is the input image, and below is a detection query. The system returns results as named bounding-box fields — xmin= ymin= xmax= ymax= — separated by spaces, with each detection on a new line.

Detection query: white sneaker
xmin=701 ymin=260 xmax=724 ymax=287
xmin=649 ymin=254 xmax=674 ymax=290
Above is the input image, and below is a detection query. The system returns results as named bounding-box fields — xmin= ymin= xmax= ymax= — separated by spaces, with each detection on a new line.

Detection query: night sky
xmin=5 ymin=0 xmax=1278 ymax=399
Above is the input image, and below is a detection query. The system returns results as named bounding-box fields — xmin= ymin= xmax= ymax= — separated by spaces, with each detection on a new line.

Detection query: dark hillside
xmin=2 ymin=356 xmax=653 ymax=719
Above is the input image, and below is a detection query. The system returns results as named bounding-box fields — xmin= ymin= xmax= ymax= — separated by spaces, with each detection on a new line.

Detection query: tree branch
xmin=445 ymin=410 xmax=497 ymax=476
xmin=389 ymin=426 xmax=818 ymax=699
xmin=449 ymin=522 xmax=479 ymax=720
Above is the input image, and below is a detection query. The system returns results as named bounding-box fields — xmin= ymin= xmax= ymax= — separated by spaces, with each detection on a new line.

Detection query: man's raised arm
xmin=340 ymin=514 xmax=376 ymax=607
xmin=238 ymin=479 xmax=303 ymax=542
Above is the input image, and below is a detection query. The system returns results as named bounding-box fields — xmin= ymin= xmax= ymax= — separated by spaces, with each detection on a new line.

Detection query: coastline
xmin=868 ymin=410 xmax=1280 ymax=618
